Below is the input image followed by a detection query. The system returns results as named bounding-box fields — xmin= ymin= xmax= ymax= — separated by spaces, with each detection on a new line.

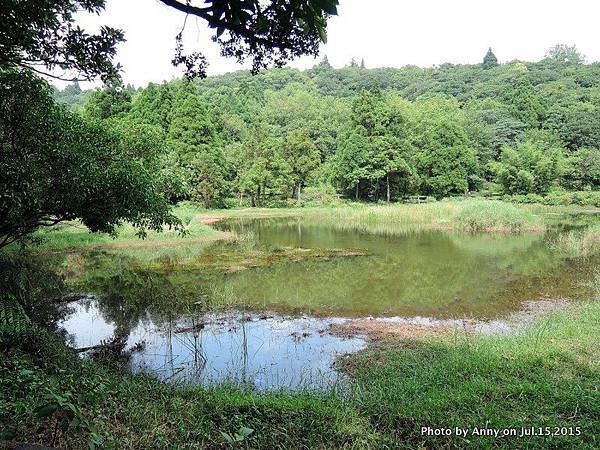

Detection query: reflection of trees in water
xmin=75 ymin=252 xmax=201 ymax=344
xmin=449 ymin=231 xmax=567 ymax=277
xmin=449 ymin=232 xmax=541 ymax=256
xmin=0 ymin=254 xmax=73 ymax=340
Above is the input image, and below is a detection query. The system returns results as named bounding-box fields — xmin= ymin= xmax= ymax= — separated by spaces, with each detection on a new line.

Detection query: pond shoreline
xmin=2 ymin=201 xmax=598 ymax=449
xmin=58 ymin=293 xmax=575 ymax=392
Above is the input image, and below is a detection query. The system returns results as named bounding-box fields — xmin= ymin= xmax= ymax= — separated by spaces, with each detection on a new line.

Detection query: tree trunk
xmin=355 ymin=181 xmax=359 ymax=200
xmin=386 ymin=174 xmax=390 ymax=203
xmin=297 ymin=182 xmax=302 ymax=201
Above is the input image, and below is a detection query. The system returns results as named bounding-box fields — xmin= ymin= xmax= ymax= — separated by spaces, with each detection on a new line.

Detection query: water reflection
xmin=60 ymin=299 xmax=365 ymax=390
xmin=55 ymin=217 xmax=599 ymax=389
xmin=63 ymin=218 xmax=598 ymax=320
xmin=214 ymin=219 xmax=594 ymax=318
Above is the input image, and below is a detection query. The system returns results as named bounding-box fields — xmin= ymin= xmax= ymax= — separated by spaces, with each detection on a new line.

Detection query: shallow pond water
xmin=57 ymin=216 xmax=598 ymax=389
xmin=61 ymin=299 xmax=365 ymax=389
xmin=212 ymin=218 xmax=596 ymax=318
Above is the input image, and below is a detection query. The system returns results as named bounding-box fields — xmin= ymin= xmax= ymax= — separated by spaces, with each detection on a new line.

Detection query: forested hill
xmin=53 ymin=47 xmax=600 ymax=206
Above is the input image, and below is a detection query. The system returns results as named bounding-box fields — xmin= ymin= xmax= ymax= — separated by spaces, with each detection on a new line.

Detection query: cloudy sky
xmin=70 ymin=0 xmax=600 ymax=88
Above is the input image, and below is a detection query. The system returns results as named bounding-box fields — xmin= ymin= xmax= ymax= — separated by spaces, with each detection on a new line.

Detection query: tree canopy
xmin=0 ymin=0 xmax=124 ymax=81
xmin=160 ymin=0 xmax=339 ymax=77
xmin=53 ymin=45 xmax=599 ymax=206
xmin=0 ymin=69 xmax=181 ymax=248
xmin=0 ymin=0 xmax=338 ymax=81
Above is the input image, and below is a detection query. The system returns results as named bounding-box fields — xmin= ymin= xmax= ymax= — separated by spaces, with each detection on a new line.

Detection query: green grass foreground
xmin=1 ymin=277 xmax=599 ymax=449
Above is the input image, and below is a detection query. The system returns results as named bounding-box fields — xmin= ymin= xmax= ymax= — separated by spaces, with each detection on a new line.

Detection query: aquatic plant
xmin=551 ymin=224 xmax=600 ymax=258
xmin=452 ymin=199 xmax=543 ymax=233
xmin=296 ymin=199 xmax=544 ymax=235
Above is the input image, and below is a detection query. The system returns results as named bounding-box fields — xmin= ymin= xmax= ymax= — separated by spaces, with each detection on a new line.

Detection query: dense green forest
xmin=55 ymin=46 xmax=600 ymax=207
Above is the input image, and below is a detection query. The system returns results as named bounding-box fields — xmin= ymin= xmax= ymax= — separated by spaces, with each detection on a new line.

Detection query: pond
xmin=58 ymin=216 xmax=598 ymax=390
xmin=212 ymin=218 xmax=595 ymax=318
xmin=61 ymin=299 xmax=364 ymax=390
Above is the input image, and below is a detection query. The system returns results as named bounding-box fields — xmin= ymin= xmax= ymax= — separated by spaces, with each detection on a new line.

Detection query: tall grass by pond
xmin=298 ymin=199 xmax=544 ymax=235
xmin=551 ymin=224 xmax=600 ymax=258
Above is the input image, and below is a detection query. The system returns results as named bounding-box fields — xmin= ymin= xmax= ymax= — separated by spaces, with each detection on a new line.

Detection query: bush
xmin=494 ymin=140 xmax=562 ymax=195
xmin=295 ymin=185 xmax=342 ymax=207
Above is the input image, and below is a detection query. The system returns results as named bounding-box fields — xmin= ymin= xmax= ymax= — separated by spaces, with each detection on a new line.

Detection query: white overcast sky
xmin=68 ymin=0 xmax=600 ymax=89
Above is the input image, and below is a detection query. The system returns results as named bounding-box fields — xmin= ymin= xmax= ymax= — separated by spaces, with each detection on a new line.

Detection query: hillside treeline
xmin=55 ymin=46 xmax=600 ymax=207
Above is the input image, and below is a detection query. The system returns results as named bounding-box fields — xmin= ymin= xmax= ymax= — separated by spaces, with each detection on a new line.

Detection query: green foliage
xmin=409 ymin=97 xmax=479 ymax=198
xmin=544 ymin=102 xmax=600 ymax=150
xmin=482 ymin=47 xmax=499 ymax=68
xmin=562 ymin=148 xmax=600 ymax=190
xmin=506 ymin=191 xmax=600 ymax=207
xmin=53 ymin=45 xmax=600 ymax=204
xmin=163 ymin=0 xmax=339 ymax=78
xmin=0 ymin=69 xmax=180 ymax=248
xmin=52 ymin=82 xmax=91 ymax=110
xmin=129 ymin=82 xmax=174 ymax=129
xmin=495 ymin=140 xmax=563 ymax=194
xmin=332 ymin=90 xmax=415 ymax=201
xmin=188 ymin=148 xmax=230 ymax=208
xmin=545 ymin=44 xmax=586 ymax=65
xmin=504 ymin=72 xmax=546 ymax=127
xmin=0 ymin=0 xmax=123 ymax=81
xmin=281 ymin=129 xmax=321 ymax=199
xmin=220 ymin=426 xmax=254 ymax=444
xmin=84 ymin=80 xmax=133 ymax=120
xmin=228 ymin=134 xmax=293 ymax=206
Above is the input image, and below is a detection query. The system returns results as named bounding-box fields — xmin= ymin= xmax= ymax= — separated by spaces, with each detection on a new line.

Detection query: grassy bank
xmin=344 ymin=286 xmax=600 ymax=449
xmin=2 ymin=272 xmax=599 ymax=449
xmin=200 ymin=199 xmax=597 ymax=236
xmin=22 ymin=200 xmax=599 ymax=255
xmin=27 ymin=203 xmax=230 ymax=253
xmin=300 ymin=199 xmax=545 ymax=234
